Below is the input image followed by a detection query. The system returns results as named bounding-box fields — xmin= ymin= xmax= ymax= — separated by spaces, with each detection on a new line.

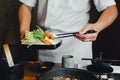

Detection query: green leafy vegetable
xmin=33 ymin=27 xmax=45 ymax=40
xmin=22 ymin=27 xmax=45 ymax=44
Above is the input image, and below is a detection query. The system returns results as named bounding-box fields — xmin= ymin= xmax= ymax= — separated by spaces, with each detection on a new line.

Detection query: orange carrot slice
xmin=40 ymin=38 xmax=52 ymax=45
xmin=44 ymin=31 xmax=51 ymax=38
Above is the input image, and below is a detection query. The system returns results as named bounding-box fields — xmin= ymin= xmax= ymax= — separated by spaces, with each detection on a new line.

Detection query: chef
xmin=18 ymin=0 xmax=118 ymax=65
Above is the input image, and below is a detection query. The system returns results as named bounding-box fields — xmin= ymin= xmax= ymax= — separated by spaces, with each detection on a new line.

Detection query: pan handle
xmin=3 ymin=44 xmax=14 ymax=67
xmin=82 ymin=58 xmax=120 ymax=63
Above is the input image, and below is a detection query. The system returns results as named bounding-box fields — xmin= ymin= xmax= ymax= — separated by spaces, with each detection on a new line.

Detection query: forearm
xmin=76 ymin=5 xmax=118 ymax=42
xmin=95 ymin=5 xmax=118 ymax=32
xmin=19 ymin=4 xmax=32 ymax=30
xmin=18 ymin=4 xmax=32 ymax=39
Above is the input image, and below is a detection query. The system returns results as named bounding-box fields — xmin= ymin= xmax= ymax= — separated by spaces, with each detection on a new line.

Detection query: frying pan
xmin=86 ymin=63 xmax=113 ymax=74
xmin=82 ymin=58 xmax=114 ymax=74
xmin=36 ymin=68 xmax=98 ymax=80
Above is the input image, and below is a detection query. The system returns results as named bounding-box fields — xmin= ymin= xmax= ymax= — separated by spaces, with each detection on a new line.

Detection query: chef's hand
xmin=20 ymin=27 xmax=30 ymax=41
xmin=75 ymin=23 xmax=99 ymax=42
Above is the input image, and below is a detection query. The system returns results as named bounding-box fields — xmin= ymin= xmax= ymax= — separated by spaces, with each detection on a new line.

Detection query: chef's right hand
xmin=75 ymin=23 xmax=98 ymax=42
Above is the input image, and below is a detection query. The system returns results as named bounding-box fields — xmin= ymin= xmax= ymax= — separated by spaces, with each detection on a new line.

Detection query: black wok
xmin=36 ymin=68 xmax=98 ymax=80
xmin=86 ymin=63 xmax=113 ymax=74
xmin=82 ymin=58 xmax=113 ymax=74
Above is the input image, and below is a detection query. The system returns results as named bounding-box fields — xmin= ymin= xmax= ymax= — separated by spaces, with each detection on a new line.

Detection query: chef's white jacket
xmin=19 ymin=0 xmax=116 ymax=64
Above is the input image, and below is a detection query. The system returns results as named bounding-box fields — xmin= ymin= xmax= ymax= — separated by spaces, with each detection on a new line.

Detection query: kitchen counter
xmin=21 ymin=62 xmax=37 ymax=80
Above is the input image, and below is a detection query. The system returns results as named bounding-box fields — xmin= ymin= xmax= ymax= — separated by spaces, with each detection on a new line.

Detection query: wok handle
xmin=81 ymin=58 xmax=92 ymax=60
xmin=82 ymin=58 xmax=120 ymax=63
xmin=3 ymin=44 xmax=14 ymax=67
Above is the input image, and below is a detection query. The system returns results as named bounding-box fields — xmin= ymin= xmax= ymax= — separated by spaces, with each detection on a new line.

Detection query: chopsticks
xmin=56 ymin=30 xmax=96 ymax=38
xmin=56 ymin=32 xmax=78 ymax=38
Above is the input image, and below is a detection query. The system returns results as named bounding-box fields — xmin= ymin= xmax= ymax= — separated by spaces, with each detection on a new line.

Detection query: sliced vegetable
xmin=44 ymin=31 xmax=52 ymax=38
xmin=22 ymin=26 xmax=57 ymax=45
xmin=33 ymin=27 xmax=44 ymax=40
xmin=25 ymin=31 xmax=33 ymax=40
xmin=50 ymin=33 xmax=56 ymax=40
xmin=23 ymin=31 xmax=38 ymax=43
xmin=40 ymin=38 xmax=52 ymax=45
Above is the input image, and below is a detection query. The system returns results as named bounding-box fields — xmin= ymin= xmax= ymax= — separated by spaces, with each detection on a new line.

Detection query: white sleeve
xmin=93 ymin=0 xmax=116 ymax=12
xmin=19 ymin=0 xmax=37 ymax=7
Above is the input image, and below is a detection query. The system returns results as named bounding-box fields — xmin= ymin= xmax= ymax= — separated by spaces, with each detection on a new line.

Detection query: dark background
xmin=0 ymin=0 xmax=120 ymax=64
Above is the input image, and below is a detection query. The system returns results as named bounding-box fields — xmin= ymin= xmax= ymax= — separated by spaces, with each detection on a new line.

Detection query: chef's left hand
xmin=75 ymin=23 xmax=99 ymax=42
